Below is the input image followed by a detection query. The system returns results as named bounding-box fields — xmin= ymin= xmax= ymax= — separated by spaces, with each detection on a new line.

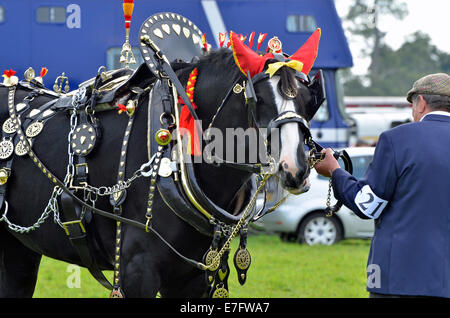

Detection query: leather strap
xmin=59 ymin=191 xmax=112 ymax=290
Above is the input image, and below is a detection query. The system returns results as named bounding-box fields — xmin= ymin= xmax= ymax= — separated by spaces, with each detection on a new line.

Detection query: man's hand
xmin=314 ymin=148 xmax=341 ymax=178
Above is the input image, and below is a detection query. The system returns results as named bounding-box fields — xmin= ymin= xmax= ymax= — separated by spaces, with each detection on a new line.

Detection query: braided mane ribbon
xmin=178 ymin=68 xmax=202 ymax=156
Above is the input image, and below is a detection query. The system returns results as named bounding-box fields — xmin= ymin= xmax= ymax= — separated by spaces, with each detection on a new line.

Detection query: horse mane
xmin=173 ymin=48 xmax=241 ymax=86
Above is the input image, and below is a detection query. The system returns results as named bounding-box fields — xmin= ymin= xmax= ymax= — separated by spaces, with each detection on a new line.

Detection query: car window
xmin=349 ymin=155 xmax=373 ymax=179
xmin=317 ymin=155 xmax=373 ymax=180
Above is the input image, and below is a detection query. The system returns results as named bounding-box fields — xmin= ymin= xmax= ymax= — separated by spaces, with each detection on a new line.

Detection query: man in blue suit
xmin=315 ymin=73 xmax=450 ymax=298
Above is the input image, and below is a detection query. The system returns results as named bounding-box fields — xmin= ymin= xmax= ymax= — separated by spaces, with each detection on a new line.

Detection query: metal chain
xmin=65 ymin=87 xmax=86 ymax=183
xmin=82 ymin=153 xmax=157 ymax=197
xmin=325 ymin=178 xmax=333 ymax=217
xmin=264 ymin=193 xmax=291 ymax=215
xmin=86 ymin=171 xmax=142 ymax=197
xmin=305 ymin=144 xmax=334 ymax=217
xmin=201 ymin=174 xmax=270 ymax=271
xmin=1 ymin=186 xmax=64 ymax=233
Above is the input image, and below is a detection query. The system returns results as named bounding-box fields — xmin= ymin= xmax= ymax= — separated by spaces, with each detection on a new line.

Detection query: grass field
xmin=33 ymin=234 xmax=371 ymax=298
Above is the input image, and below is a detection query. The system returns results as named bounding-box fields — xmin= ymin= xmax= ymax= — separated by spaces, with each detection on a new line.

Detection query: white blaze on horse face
xmin=269 ymin=77 xmax=300 ymax=178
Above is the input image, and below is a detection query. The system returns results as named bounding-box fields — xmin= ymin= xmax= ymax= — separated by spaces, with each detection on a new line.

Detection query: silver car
xmin=258 ymin=147 xmax=375 ymax=245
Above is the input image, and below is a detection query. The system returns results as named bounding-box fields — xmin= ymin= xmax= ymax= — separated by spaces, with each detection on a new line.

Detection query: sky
xmin=334 ymin=0 xmax=450 ymax=74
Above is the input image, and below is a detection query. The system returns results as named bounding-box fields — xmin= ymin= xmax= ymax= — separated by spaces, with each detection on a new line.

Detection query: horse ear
xmin=305 ymin=69 xmax=326 ymax=121
xmin=230 ymin=31 xmax=272 ymax=78
xmin=289 ymin=28 xmax=321 ymax=75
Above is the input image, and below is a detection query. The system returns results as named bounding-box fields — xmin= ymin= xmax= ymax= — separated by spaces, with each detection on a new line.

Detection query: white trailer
xmin=344 ymin=96 xmax=413 ymax=146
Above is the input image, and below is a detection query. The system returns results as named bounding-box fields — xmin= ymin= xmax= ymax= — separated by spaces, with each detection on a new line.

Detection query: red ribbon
xmin=178 ymin=96 xmax=201 ymax=156
xmin=178 ymin=68 xmax=201 ymax=156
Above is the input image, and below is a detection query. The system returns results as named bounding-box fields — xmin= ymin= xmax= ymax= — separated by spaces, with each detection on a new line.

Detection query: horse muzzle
xmin=277 ymin=161 xmax=311 ymax=195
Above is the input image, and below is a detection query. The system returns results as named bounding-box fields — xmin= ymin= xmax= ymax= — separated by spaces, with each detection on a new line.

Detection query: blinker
xmin=306 ymin=70 xmax=326 ymax=118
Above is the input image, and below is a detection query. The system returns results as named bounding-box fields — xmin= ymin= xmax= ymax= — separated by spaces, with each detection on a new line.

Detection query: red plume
xmin=218 ymin=32 xmax=226 ymax=48
xmin=230 ymin=31 xmax=273 ymax=78
xmin=248 ymin=31 xmax=255 ymax=49
xmin=256 ymin=33 xmax=267 ymax=51
xmin=3 ymin=69 xmax=16 ymax=78
xmin=40 ymin=67 xmax=48 ymax=78
xmin=201 ymin=33 xmax=208 ymax=52
xmin=289 ymin=28 xmax=321 ymax=75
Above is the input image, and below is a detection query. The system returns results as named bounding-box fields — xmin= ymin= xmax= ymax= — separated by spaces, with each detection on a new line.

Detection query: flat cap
xmin=406 ymin=73 xmax=450 ymax=103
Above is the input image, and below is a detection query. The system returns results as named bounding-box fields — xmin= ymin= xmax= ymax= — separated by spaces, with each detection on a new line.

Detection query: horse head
xmin=229 ymin=29 xmax=324 ymax=194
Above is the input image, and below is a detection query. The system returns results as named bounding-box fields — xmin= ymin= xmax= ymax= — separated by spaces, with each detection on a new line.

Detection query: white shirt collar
xmin=420 ymin=111 xmax=450 ymax=121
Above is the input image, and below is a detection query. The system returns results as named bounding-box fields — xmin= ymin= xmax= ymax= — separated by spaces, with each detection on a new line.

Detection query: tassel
xmin=123 ymin=0 xmax=134 ymax=29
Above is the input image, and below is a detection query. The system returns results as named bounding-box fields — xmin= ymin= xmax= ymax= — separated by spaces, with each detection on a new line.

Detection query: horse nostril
xmin=280 ymin=159 xmax=303 ymax=180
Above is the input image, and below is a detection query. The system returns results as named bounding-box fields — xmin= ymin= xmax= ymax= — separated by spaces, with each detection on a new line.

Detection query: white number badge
xmin=354 ymin=185 xmax=388 ymax=219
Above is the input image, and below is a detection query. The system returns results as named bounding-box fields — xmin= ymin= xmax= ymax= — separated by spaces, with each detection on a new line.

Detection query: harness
xmin=0 ymin=17 xmax=353 ymax=298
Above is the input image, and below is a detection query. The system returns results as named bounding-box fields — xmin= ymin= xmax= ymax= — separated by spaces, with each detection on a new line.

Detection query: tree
xmin=344 ymin=0 xmax=408 ymax=75
xmin=344 ymin=32 xmax=450 ymax=96
xmin=340 ymin=0 xmax=450 ymax=96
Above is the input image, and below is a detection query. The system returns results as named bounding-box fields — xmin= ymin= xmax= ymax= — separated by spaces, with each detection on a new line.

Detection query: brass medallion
xmin=25 ymin=122 xmax=44 ymax=138
xmin=205 ymin=249 xmax=220 ymax=272
xmin=0 ymin=139 xmax=14 ymax=160
xmin=212 ymin=285 xmax=229 ymax=298
xmin=2 ymin=118 xmax=16 ymax=134
xmin=15 ymin=138 xmax=32 ymax=156
xmin=24 ymin=67 xmax=35 ymax=82
xmin=235 ymin=248 xmax=251 ymax=270
xmin=268 ymin=36 xmax=282 ymax=53
xmin=233 ymin=83 xmax=243 ymax=94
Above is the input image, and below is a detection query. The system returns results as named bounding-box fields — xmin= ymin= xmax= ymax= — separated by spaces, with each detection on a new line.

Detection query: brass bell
xmin=0 ymin=168 xmax=11 ymax=185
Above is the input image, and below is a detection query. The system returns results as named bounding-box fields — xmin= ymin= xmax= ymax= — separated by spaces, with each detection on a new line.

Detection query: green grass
xmin=33 ymin=234 xmax=371 ymax=298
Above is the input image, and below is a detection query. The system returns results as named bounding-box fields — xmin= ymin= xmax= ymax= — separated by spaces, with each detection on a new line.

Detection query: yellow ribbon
xmin=265 ymin=60 xmax=303 ymax=78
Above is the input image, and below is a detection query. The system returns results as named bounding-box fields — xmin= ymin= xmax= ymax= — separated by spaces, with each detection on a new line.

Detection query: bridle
xmin=216 ymin=66 xmax=353 ymax=218
xmin=205 ymin=66 xmax=316 ymax=178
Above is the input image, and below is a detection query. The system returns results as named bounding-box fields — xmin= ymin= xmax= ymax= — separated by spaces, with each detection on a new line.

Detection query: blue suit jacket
xmin=332 ymin=114 xmax=450 ymax=297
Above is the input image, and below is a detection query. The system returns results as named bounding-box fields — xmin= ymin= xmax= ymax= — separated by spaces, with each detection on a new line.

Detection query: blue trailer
xmin=0 ymin=0 xmax=353 ymax=147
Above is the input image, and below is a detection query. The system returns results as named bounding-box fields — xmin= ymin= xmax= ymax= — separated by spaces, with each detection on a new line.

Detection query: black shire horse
xmin=0 ymin=36 xmax=323 ymax=297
